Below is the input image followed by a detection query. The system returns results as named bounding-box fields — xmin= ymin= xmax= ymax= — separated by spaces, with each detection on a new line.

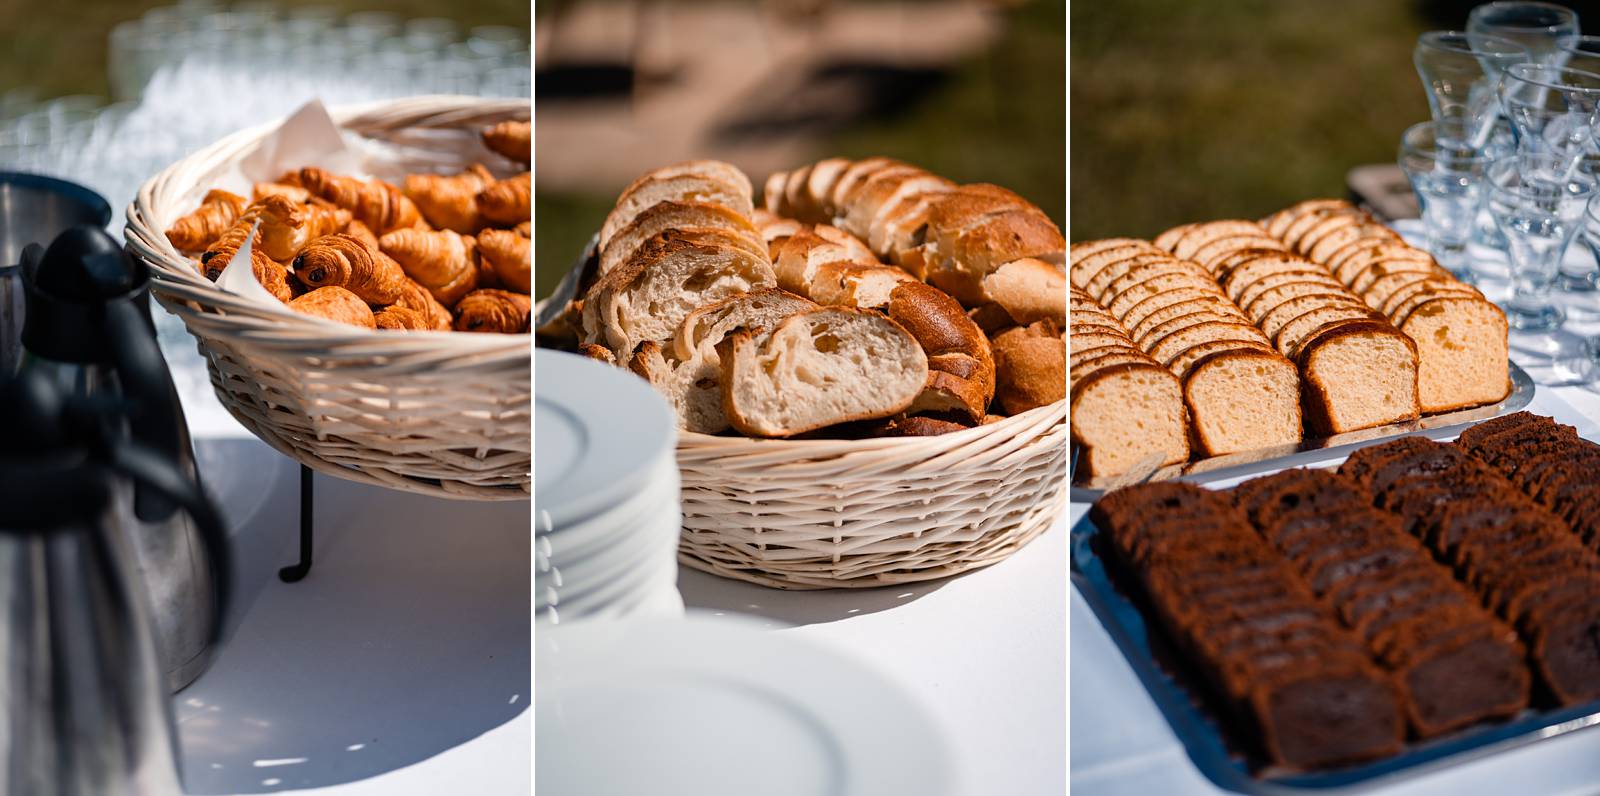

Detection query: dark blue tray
xmin=1070 ymin=512 xmax=1600 ymax=794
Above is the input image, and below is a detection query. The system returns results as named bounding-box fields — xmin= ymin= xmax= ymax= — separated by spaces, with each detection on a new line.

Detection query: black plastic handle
xmin=107 ymin=440 xmax=231 ymax=648
xmin=104 ymin=296 xmax=183 ymax=522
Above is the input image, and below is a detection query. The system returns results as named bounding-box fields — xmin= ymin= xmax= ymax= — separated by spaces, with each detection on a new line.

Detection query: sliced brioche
xmin=1401 ymin=297 xmax=1511 ymax=413
xmin=1295 ymin=321 xmax=1420 ymax=434
xmin=1071 ymin=362 xmax=1189 ymax=477
xmin=1183 ymin=348 xmax=1302 ymax=456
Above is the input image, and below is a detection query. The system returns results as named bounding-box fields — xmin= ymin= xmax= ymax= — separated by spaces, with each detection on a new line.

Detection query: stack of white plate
xmin=535 ymin=350 xmax=684 ymax=624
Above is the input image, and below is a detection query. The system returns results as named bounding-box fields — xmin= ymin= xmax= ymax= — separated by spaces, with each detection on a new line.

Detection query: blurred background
xmin=1071 ymin=0 xmax=1600 ymax=241
xmin=534 ymin=0 xmax=1065 ymax=299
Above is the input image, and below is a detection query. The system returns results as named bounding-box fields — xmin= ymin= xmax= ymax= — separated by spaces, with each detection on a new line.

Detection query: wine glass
xmin=1401 ymin=121 xmax=1496 ymax=281
xmin=1414 ymin=31 xmax=1530 ymax=150
xmin=1487 ymin=155 xmax=1594 ymax=331
xmin=1467 ymin=1 xmax=1580 ymax=66
xmin=1498 ymin=63 xmax=1600 ymax=180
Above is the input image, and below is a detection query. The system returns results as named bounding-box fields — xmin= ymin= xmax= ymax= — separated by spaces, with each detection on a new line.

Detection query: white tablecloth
xmin=1070 ymin=222 xmax=1600 ymax=795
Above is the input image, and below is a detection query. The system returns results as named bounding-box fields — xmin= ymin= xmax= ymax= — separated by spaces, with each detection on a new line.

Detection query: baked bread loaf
xmin=1262 ymin=198 xmax=1508 ymax=413
xmin=719 ymin=307 xmax=928 ymax=437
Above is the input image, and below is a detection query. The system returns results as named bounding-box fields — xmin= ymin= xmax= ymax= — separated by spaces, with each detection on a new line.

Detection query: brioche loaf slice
xmin=1071 ymin=241 xmax=1167 ymax=288
xmin=582 ymin=232 xmax=776 ymax=360
xmin=1166 ymin=220 xmax=1272 ymax=260
xmin=1296 ymin=321 xmax=1420 ymax=434
xmin=1072 ymin=362 xmax=1189 ymax=477
xmin=720 ymin=307 xmax=928 ymax=437
xmin=1400 ymin=297 xmax=1511 ymax=413
xmin=1183 ymin=348 xmax=1302 ymax=457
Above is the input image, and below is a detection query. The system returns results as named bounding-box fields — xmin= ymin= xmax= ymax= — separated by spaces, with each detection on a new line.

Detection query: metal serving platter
xmin=1069 ymin=361 xmax=1535 ymax=502
xmin=1070 ymin=512 xmax=1600 ymax=794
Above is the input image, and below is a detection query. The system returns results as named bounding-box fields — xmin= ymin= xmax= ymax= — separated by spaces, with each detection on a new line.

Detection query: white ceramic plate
xmin=535 ymin=452 xmax=679 ymax=565
xmin=536 ymin=616 xmax=959 ymax=796
xmin=534 ymin=349 xmax=676 ymax=529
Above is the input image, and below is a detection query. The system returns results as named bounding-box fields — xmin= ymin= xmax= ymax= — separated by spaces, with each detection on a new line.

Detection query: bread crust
xmin=888 ymin=282 xmax=997 ymax=421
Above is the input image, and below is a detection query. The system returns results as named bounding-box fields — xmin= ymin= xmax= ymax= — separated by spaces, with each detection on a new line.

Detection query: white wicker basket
xmin=125 ymin=96 xmax=530 ymax=500
xmin=674 ymin=402 xmax=1067 ymax=589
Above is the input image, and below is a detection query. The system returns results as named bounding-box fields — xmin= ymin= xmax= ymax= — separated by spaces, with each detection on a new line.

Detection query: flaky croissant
xmin=476 ymin=228 xmax=531 ymax=294
xmin=167 ymin=189 xmax=248 ymax=252
xmin=345 ymin=219 xmax=380 ymax=250
xmin=253 ymin=182 xmax=310 ymax=203
xmin=289 ymin=286 xmax=375 ymax=328
xmin=477 ymin=172 xmax=530 ymax=227
xmin=453 ymin=289 xmax=531 ymax=333
xmin=379 ymin=227 xmax=480 ymax=306
xmin=300 ymin=167 xmax=426 ymax=234
xmin=482 ymin=120 xmax=530 ymax=164
xmin=373 ymin=306 xmax=432 ymax=331
xmin=210 ymin=194 xmax=350 ymax=262
xmin=393 ymin=278 xmax=454 ymax=330
xmin=292 ymin=233 xmax=409 ymax=304
xmin=197 ymin=241 xmax=297 ymax=302
xmin=403 ymin=165 xmax=493 ymax=234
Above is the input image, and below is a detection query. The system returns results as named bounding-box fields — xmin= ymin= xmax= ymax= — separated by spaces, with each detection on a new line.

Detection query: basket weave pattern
xmin=125 ymin=97 xmax=531 ymax=500
xmin=675 ymin=401 xmax=1067 ymax=589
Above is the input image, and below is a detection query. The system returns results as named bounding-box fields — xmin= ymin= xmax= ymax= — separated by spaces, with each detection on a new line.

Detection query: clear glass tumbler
xmin=1467 ymin=1 xmax=1580 ymax=65
xmin=1487 ymin=155 xmax=1594 ymax=331
xmin=1401 ymin=121 xmax=1495 ymax=281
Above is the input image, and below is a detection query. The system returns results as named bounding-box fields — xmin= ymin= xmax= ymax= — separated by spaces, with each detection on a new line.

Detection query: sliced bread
xmin=1400 ymin=297 xmax=1511 ymax=413
xmin=1295 ymin=321 xmax=1420 ymax=434
xmin=1071 ymin=362 xmax=1190 ymax=477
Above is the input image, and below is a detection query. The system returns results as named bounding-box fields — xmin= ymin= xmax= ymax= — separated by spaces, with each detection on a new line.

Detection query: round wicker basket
xmin=125 ymin=96 xmax=530 ymax=500
xmin=674 ymin=402 xmax=1066 ymax=589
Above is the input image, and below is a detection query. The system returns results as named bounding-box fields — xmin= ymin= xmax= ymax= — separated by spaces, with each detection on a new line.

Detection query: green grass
xmin=0 ymin=1 xmax=525 ymax=101
xmin=535 ymin=0 xmax=1065 ymax=299
xmin=1070 ymin=0 xmax=1430 ymax=241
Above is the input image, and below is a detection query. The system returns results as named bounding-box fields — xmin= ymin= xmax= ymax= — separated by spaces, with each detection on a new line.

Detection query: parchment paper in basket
xmin=213 ymin=219 xmax=292 ymax=309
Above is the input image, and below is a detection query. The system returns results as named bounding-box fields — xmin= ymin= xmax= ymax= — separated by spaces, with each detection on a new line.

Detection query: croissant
xmin=198 ymin=242 xmax=296 ymax=302
xmin=300 ymin=167 xmax=425 ymax=234
xmin=253 ymin=182 xmax=311 ymax=203
xmin=167 ymin=189 xmax=248 ymax=252
xmin=403 ymin=165 xmax=493 ymax=234
xmin=212 ymin=194 xmax=350 ymax=262
xmin=477 ymin=172 xmax=530 ymax=227
xmin=482 ymin=120 xmax=530 ymax=164
xmin=373 ymin=306 xmax=432 ymax=331
xmin=453 ymin=289 xmax=531 ymax=333
xmin=289 ymin=286 xmax=375 ymax=328
xmin=476 ymin=228 xmax=531 ymax=293
xmin=292 ymin=233 xmax=409 ymax=304
xmin=393 ymin=278 xmax=454 ymax=330
xmin=345 ymin=219 xmax=380 ymax=250
xmin=379 ymin=227 xmax=480 ymax=306
xmin=514 ymin=220 xmax=531 ymax=237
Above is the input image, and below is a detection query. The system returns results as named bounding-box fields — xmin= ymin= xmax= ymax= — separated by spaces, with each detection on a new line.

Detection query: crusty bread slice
xmin=810 ymin=263 xmax=918 ymax=309
xmin=1088 ymin=255 xmax=1203 ymax=300
xmin=1129 ymin=296 xmax=1248 ymax=341
xmin=782 ymin=164 xmax=819 ymax=220
xmin=927 ymin=210 xmax=1066 ymax=304
xmin=1071 ymin=331 xmax=1131 ymax=354
xmin=1190 ymin=236 xmax=1287 ymax=270
xmin=1245 ymin=279 xmax=1359 ymax=323
xmin=1258 ymin=293 xmax=1369 ymax=342
xmin=582 ymin=233 xmax=777 ymax=360
xmin=599 ymin=174 xmax=754 ymax=250
xmin=1209 ymin=247 xmax=1289 ymax=277
xmin=622 ymin=159 xmax=754 ymax=207
xmin=1183 ymin=348 xmax=1302 ymax=457
xmin=1071 ymin=242 xmax=1166 ymax=288
xmin=1295 ymin=321 xmax=1419 ymax=434
xmin=720 ymin=307 xmax=928 ymax=437
xmin=670 ymin=287 xmax=818 ymax=362
xmin=1136 ymin=310 xmax=1249 ymax=347
xmin=827 ymin=158 xmax=906 ymax=217
xmin=1120 ymin=286 xmax=1235 ymax=330
xmin=1107 ymin=273 xmax=1230 ymax=320
xmin=1072 ymin=237 xmax=1152 ymax=263
xmin=1167 ymin=339 xmax=1274 ymax=378
xmin=763 ymin=170 xmax=789 ymax=215
xmin=1071 ymin=322 xmax=1127 ymax=338
xmin=1072 ymin=348 xmax=1152 ymax=377
xmin=1325 ymin=235 xmax=1402 ymax=273
xmin=1305 ymin=222 xmax=1398 ymax=264
xmin=1152 ymin=224 xmax=1197 ymax=252
xmin=1219 ymin=254 xmax=1328 ymax=302
xmin=1350 ymin=256 xmax=1440 ymax=295
xmin=1400 ymin=297 xmax=1510 ymax=413
xmin=1148 ymin=321 xmax=1269 ymax=367
xmin=1281 ymin=207 xmax=1362 ymax=251
xmin=980 ymin=258 xmax=1067 ymax=325
xmin=1333 ymin=242 xmax=1429 ymax=284
xmin=1275 ymin=306 xmax=1384 ymax=358
xmin=1262 ymin=199 xmax=1354 ymax=239
xmin=1237 ymin=270 xmax=1346 ymax=312
xmin=1381 ymin=279 xmax=1482 ymax=319
xmin=772 ymin=229 xmax=866 ymax=296
xmin=1363 ymin=269 xmax=1452 ymax=312
xmin=599 ymin=201 xmax=764 ymax=274
xmin=804 ymin=158 xmax=853 ymax=218
xmin=842 ymin=170 xmax=954 ymax=246
xmin=1071 ymin=362 xmax=1189 ymax=477
xmin=1169 ymin=220 xmax=1271 ymax=259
